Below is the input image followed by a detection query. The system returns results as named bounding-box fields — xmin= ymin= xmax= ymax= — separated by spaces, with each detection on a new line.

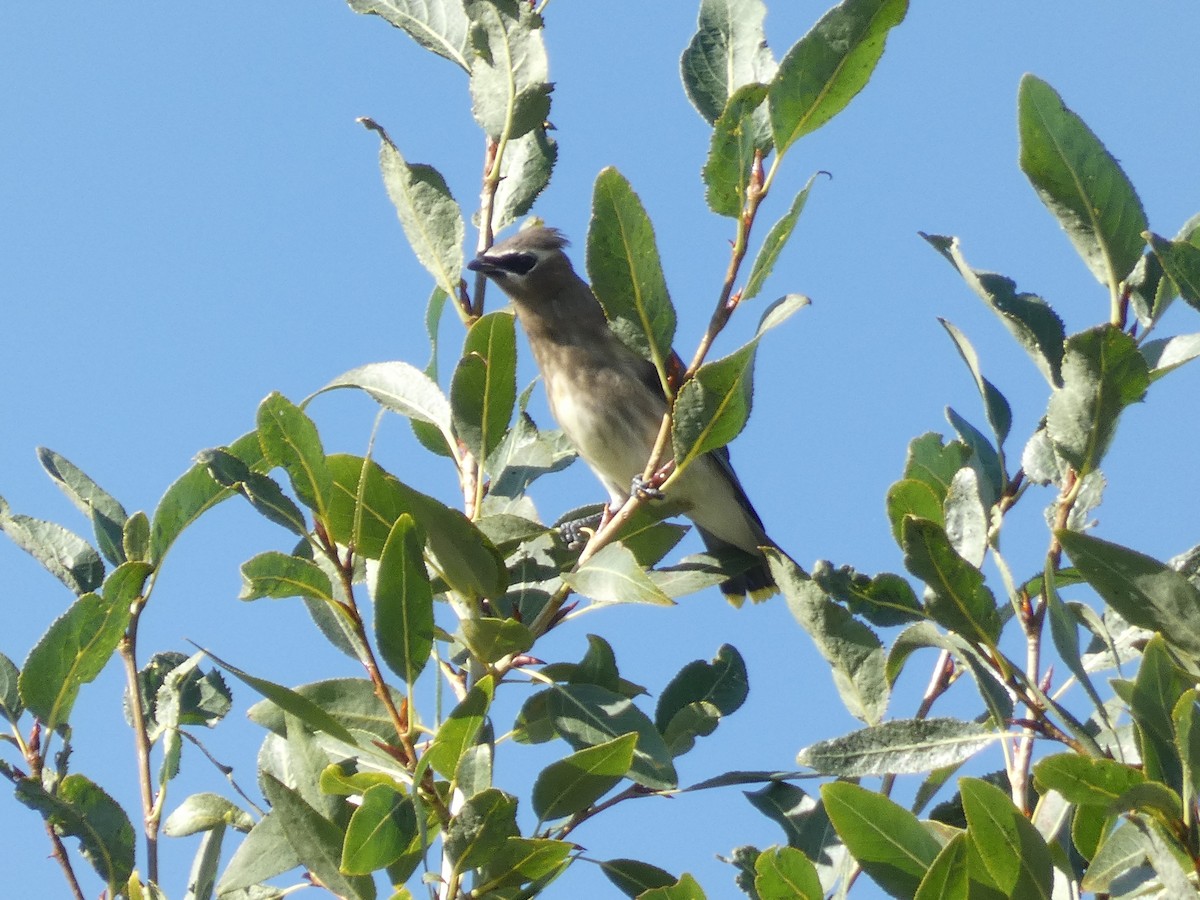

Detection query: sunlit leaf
xmin=532 ymin=732 xmax=637 ymax=821
xmin=1019 ymin=74 xmax=1147 ymax=291
xmin=822 ymin=780 xmax=941 ymax=897
xmin=374 ymin=514 xmax=434 ymax=687
xmin=364 ymin=119 xmax=464 ymax=300
xmin=768 ymin=0 xmax=907 ymax=154
xmin=347 ymin=0 xmax=470 ymax=70
xmin=1045 ymin=325 xmax=1148 ymax=477
xmin=798 ymin=718 xmax=999 ymax=777
xmin=587 ymin=167 xmax=676 ymax=369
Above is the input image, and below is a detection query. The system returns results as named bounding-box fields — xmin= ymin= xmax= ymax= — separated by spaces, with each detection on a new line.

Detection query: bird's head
xmin=467 ymin=226 xmax=579 ymax=309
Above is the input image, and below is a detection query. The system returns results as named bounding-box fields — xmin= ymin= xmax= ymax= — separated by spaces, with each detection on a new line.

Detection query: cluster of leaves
xmin=0 ymin=0 xmax=908 ymax=897
xmin=5 ymin=0 xmax=1198 ymax=899
xmin=745 ymin=73 xmax=1200 ymax=898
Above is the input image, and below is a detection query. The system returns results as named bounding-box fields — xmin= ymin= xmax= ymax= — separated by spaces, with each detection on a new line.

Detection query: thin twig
xmin=44 ymin=823 xmax=86 ymax=900
xmin=118 ymin=594 xmax=160 ymax=884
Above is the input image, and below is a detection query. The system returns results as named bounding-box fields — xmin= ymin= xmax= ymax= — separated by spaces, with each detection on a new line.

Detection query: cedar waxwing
xmin=467 ymin=225 xmax=777 ymax=602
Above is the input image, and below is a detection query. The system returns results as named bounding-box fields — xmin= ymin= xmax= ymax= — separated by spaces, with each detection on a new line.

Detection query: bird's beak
xmin=467 ymin=256 xmax=497 ymax=274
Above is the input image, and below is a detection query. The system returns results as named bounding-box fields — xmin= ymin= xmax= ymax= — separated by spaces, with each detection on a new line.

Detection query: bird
xmin=467 ymin=225 xmax=777 ymax=603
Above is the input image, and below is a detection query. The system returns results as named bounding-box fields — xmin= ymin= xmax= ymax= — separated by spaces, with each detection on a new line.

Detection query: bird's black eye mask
xmin=488 ymin=252 xmax=537 ymax=276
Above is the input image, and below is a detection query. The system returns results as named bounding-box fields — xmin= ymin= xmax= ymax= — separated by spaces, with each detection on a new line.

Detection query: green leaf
xmin=459 ymin=617 xmax=534 ymax=663
xmin=902 ymin=517 xmax=1000 ymax=646
xmin=614 ymin=515 xmax=690 ymax=569
xmin=600 ymin=858 xmax=678 ymax=897
xmin=940 ymin=463 xmax=989 ymax=566
xmin=347 ymin=0 xmax=470 ymax=71
xmin=754 ymin=846 xmax=822 ymax=899
xmin=374 ymin=514 xmax=434 ymax=687
xmin=913 ymin=832 xmax=969 ymax=900
xmin=475 ymin=513 xmax=548 ymax=556
xmin=770 ymin=552 xmax=888 ymax=724
xmin=1044 ymin=563 xmax=1108 ymax=716
xmin=475 ymin=836 xmax=573 ymax=892
xmin=163 ymin=793 xmax=254 ymax=837
xmin=959 ymin=777 xmax=1052 ymax=899
xmin=1110 ymin=782 xmax=1184 ymax=820
xmin=902 ymin=432 xmax=971 ymax=500
xmin=544 ymin=682 xmax=677 ymax=790
xmin=37 ymin=447 xmax=128 ymax=566
xmin=1128 ymin=816 xmax=1196 ymax=898
xmin=1079 ymin=820 xmax=1151 ymax=893
xmin=586 ymin=167 xmax=676 ymax=371
xmin=425 ymin=675 xmax=494 ymax=780
xmin=1045 ymin=325 xmax=1148 ymax=476
xmin=142 ymin=653 xmax=232 ymax=737
xmin=822 ymin=781 xmax=942 ymax=898
xmin=1070 ymin=804 xmax=1112 ymax=862
xmin=639 ymin=873 xmax=707 ymax=900
xmin=886 ymin=479 xmax=943 ymax=545
xmin=768 ymin=0 xmax=907 ymax=155
xmin=571 ymin=633 xmax=623 ymax=693
xmin=743 ymin=178 xmax=819 ymax=302
xmin=150 ymin=431 xmax=263 ymax=564
xmin=16 ymin=773 xmax=135 ymax=890
xmin=1018 ymin=74 xmax=1147 ymax=291
xmin=444 ymin=787 xmax=519 ymax=872
xmin=341 ymin=784 xmax=417 ymax=875
xmin=19 ymin=562 xmax=150 ymax=729
xmin=532 ymin=732 xmax=637 ymax=821
xmin=1125 ymin=636 xmax=1189 ymax=791
xmin=938 ymin=320 xmax=1012 ymax=449
xmin=655 ymin=644 xmax=748 ymax=732
xmin=672 ymin=294 xmax=807 ymax=469
xmin=198 ymin=448 xmax=308 ymax=536
xmin=1140 ymin=332 xmax=1200 ymax=381
xmin=451 ymin=311 xmax=517 ymax=463
xmin=204 ymin=649 xmax=357 ymax=746
xmin=455 ymin=740 xmax=494 ymax=799
xmin=256 ymin=392 xmax=332 ymax=520
xmin=562 ymin=542 xmax=674 ymax=606
xmin=465 ymin=0 xmax=551 ymax=140
xmin=680 ymin=0 xmax=777 ymax=125
xmin=811 ymin=561 xmax=922 ymax=628
xmin=886 ymin=622 xmax=1013 ymax=728
xmin=742 ymin=781 xmax=844 ymax=882
xmin=238 ymin=551 xmax=335 ymax=603
xmin=1173 ymin=690 xmax=1200 ymax=812
xmin=703 ymin=82 xmax=770 ymax=217
xmin=649 ymin=555 xmax=734 ymax=599
xmin=325 ymin=454 xmax=506 ymax=598
xmin=216 ymin=812 xmax=299 ymax=895
xmin=247 ymin=678 xmax=404 ymax=745
xmin=320 ymin=361 xmax=455 ymax=451
xmin=183 ymin=822 xmax=225 ymax=900
xmin=797 ymin=718 xmax=998 ymax=777
xmin=261 ymin=774 xmax=375 ymax=900
xmin=1146 ymin=230 xmax=1200 ymax=313
xmin=0 ymin=652 xmax=22 ymax=724
xmin=364 ymin=120 xmax=464 ymax=299
xmin=655 ymin=645 xmax=748 ymax=756
xmin=122 ymin=511 xmax=150 ymax=563
xmin=1058 ymin=530 xmax=1200 ymax=660
xmin=923 ymin=235 xmax=1066 ymax=386
xmin=491 ymin=127 xmax=557 ymax=231
xmin=0 ymin=501 xmax=104 ymax=595
xmin=485 ymin=407 xmax=576 ymax=495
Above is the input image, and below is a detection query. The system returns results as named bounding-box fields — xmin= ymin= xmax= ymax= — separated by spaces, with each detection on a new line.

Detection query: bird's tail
xmin=696 ymin=529 xmax=777 ymax=607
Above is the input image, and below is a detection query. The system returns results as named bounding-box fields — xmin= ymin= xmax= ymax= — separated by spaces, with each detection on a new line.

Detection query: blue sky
xmin=3 ymin=2 xmax=1199 ymax=897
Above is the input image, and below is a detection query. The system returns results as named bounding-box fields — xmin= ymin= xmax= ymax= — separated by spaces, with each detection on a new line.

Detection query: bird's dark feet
xmin=558 ymin=511 xmax=604 ymax=550
xmin=631 ymin=473 xmax=666 ymax=502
